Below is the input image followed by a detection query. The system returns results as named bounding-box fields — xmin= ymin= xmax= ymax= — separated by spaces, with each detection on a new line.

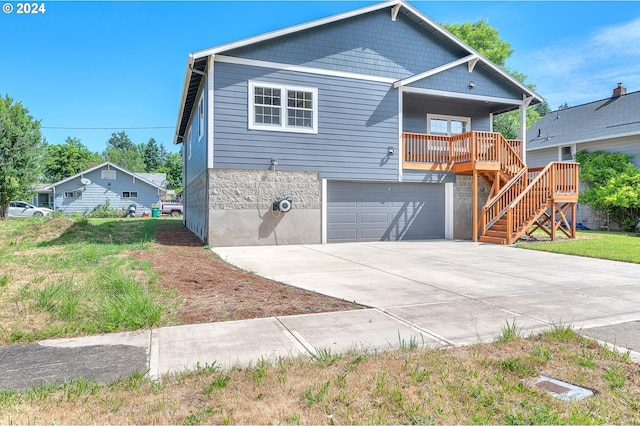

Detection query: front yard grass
xmin=516 ymin=230 xmax=640 ymax=263
xmin=0 ymin=323 xmax=638 ymax=424
xmin=0 ymin=216 xmax=181 ymax=345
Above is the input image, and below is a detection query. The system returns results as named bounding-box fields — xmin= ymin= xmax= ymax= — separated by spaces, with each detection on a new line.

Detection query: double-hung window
xmin=249 ymin=81 xmax=318 ymax=134
xmin=427 ymin=114 xmax=470 ymax=136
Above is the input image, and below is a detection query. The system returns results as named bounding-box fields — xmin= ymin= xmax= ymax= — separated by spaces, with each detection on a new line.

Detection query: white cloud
xmin=510 ymin=15 xmax=640 ymax=109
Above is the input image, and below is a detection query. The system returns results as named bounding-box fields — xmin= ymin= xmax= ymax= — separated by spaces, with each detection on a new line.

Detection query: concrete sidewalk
xmin=1 ymin=241 xmax=639 ymax=391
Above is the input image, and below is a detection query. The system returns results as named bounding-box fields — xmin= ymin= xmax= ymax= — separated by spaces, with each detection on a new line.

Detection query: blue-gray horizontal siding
xmin=213 ymin=62 xmax=399 ymax=181
xmin=53 ymin=169 xmax=162 ymax=215
xmin=403 ymin=96 xmax=492 ymax=134
xmin=408 ymin=64 xmax=523 ymax=100
xmin=224 ymin=9 xmax=463 ymax=80
xmin=526 ymin=148 xmax=557 ymax=168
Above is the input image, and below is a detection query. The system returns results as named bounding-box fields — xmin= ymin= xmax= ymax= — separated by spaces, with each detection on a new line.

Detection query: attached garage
xmin=327 ymin=181 xmax=445 ymax=243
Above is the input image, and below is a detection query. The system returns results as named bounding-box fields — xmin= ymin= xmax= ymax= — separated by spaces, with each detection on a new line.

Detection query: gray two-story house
xmin=174 ymin=0 xmax=574 ymax=247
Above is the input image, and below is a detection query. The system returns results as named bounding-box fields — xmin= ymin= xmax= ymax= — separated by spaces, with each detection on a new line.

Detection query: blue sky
xmin=2 ymin=1 xmax=640 ymax=154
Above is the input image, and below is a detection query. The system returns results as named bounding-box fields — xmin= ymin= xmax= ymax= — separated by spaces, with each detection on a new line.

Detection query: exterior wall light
xmin=388 ymin=146 xmax=396 ymax=155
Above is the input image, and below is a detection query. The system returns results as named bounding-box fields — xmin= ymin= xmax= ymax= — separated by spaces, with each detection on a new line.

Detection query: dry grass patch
xmin=1 ymin=328 xmax=638 ymax=425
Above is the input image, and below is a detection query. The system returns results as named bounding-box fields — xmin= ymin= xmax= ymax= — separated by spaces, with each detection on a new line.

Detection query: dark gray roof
xmin=527 ymin=90 xmax=640 ymax=151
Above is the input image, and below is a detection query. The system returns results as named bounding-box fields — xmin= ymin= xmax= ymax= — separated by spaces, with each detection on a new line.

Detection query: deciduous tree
xmin=43 ymin=137 xmax=101 ymax=182
xmin=444 ymin=19 xmax=543 ymax=139
xmin=0 ymin=95 xmax=44 ymax=219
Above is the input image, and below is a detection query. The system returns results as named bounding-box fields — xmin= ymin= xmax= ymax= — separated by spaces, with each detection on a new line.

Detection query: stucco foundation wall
xmin=208 ymin=169 xmax=321 ymax=246
xmin=453 ymin=175 xmax=489 ymax=240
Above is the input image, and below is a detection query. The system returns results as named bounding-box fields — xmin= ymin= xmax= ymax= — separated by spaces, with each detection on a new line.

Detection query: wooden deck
xmin=401 ymin=131 xmax=579 ymax=244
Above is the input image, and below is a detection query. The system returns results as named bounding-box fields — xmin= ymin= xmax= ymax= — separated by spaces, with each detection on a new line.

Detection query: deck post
xmin=473 ymin=169 xmax=478 ymax=242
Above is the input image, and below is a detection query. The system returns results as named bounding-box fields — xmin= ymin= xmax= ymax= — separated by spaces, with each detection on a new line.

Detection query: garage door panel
xmin=328 ymin=213 xmax=357 ymax=225
xmin=327 ymin=182 xmax=444 ymax=243
xmin=361 ymin=213 xmax=389 ymax=224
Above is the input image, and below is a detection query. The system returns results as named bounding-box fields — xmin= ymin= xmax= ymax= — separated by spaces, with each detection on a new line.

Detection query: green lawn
xmin=516 ymin=230 xmax=640 ymax=263
xmin=0 ymin=216 xmax=182 ymax=345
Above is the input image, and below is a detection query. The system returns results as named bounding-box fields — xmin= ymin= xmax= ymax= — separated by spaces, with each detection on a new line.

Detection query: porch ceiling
xmin=403 ymin=90 xmax=520 ymax=115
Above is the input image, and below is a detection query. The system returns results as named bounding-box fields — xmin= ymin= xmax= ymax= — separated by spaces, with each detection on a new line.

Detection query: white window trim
xmin=64 ymin=191 xmax=82 ymax=199
xmin=558 ymin=144 xmax=576 ymax=162
xmin=197 ymin=93 xmax=205 ymax=142
xmin=426 ymin=114 xmax=471 ymax=136
xmin=248 ymin=80 xmax=318 ymax=134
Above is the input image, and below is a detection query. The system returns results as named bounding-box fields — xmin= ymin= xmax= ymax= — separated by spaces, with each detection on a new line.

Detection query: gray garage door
xmin=327 ymin=181 xmax=445 ymax=243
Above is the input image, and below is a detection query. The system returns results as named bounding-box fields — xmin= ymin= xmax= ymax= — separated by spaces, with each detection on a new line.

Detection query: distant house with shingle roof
xmin=527 ymin=83 xmax=640 ymax=229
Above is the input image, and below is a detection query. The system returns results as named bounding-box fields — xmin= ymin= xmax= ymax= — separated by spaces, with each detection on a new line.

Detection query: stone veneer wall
xmin=453 ymin=175 xmax=490 ymax=240
xmin=207 ymin=169 xmax=322 ymax=246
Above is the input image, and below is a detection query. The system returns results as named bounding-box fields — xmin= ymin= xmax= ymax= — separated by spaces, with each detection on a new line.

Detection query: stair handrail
xmin=482 ymin=167 xmax=528 ymax=231
xmin=504 ymin=162 xmax=557 ymax=243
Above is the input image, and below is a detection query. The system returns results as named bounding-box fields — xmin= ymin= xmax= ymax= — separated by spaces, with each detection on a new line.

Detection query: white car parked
xmin=8 ymin=201 xmax=54 ymax=218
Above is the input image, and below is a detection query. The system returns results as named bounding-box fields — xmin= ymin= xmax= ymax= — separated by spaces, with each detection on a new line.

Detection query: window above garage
xmin=248 ymin=81 xmax=318 ymax=134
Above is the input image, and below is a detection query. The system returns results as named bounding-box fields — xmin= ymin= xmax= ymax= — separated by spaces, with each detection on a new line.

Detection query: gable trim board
xmin=216 ymin=55 xmax=397 ymax=84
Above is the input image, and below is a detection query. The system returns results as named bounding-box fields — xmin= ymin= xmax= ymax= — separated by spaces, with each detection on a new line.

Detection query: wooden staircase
xmin=402 ymin=131 xmax=579 ymax=245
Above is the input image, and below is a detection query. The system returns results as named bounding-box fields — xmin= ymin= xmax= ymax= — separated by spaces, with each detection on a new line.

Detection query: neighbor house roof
xmin=46 ymin=162 xmax=167 ymax=192
xmin=174 ymin=0 xmax=542 ymax=144
xmin=528 ymin=90 xmax=640 ymax=151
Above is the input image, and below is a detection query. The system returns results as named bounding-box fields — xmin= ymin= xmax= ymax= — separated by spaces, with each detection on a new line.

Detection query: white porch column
xmin=520 ymin=96 xmax=534 ymax=164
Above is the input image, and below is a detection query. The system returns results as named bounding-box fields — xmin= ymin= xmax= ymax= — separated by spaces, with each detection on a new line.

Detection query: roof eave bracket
xmin=468 ymin=57 xmax=479 ymax=73
xmin=391 ymin=3 xmax=401 ymax=21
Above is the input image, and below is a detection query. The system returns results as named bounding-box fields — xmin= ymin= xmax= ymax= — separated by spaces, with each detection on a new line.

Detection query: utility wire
xmin=41 ymin=126 xmax=174 ymax=130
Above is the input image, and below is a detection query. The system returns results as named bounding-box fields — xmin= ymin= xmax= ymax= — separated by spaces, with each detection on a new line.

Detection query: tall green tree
xmin=444 ymin=19 xmax=513 ymax=67
xmin=444 ymin=19 xmax=540 ymax=139
xmin=106 ymin=131 xmax=134 ymax=151
xmin=43 ymin=137 xmax=101 ymax=182
xmin=102 ymin=131 xmax=145 ymax=172
xmin=143 ymin=137 xmax=162 ymax=172
xmin=0 ymin=95 xmax=44 ymax=219
xmin=157 ymin=152 xmax=183 ymax=191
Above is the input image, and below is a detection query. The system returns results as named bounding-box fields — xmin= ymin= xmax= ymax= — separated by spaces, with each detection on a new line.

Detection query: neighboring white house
xmin=37 ymin=162 xmax=167 ymax=216
xmin=527 ymin=84 xmax=640 ymax=229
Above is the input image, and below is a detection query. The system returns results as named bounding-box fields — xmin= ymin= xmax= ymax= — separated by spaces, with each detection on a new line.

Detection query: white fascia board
xmin=399 ymin=1 xmax=544 ymax=103
xmin=173 ymin=55 xmax=196 ymax=145
xmin=215 ymin=55 xmax=397 ymax=84
xmin=394 ymin=54 xmax=477 ymax=88
xmin=527 ymin=131 xmax=640 ymax=151
xmin=192 ymin=0 xmax=401 ymax=60
xmin=401 ymin=86 xmax=524 ymax=106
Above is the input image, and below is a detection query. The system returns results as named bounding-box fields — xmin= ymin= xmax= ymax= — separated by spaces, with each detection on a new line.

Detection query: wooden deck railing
xmin=503 ymin=162 xmax=579 ymax=244
xmin=482 ymin=167 xmax=529 ymax=231
xmin=402 ymin=131 xmax=524 ymax=175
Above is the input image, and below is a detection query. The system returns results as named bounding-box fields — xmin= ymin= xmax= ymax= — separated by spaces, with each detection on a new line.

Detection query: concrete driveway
xmin=215 ymin=241 xmax=640 ymax=351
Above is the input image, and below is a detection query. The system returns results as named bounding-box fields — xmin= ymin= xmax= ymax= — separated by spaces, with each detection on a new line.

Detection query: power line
xmin=41 ymin=126 xmax=174 ymax=130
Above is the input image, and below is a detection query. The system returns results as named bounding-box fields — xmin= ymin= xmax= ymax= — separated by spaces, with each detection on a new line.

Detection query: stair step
xmin=491 ymin=224 xmax=507 ymax=232
xmin=486 ymin=230 xmax=507 ymax=238
xmin=479 ymin=235 xmax=508 ymax=245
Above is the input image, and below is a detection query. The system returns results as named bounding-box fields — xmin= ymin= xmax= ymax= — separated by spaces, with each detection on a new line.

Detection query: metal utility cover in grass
xmin=535 ymin=376 xmax=595 ymax=401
